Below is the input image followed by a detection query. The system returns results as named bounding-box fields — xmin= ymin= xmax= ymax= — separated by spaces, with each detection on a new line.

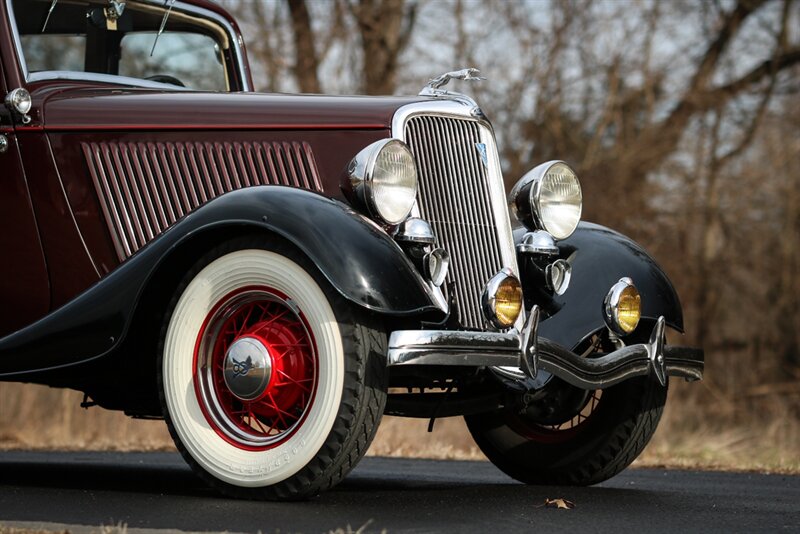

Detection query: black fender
xmin=523 ymin=222 xmax=684 ymax=350
xmin=0 ymin=186 xmax=443 ymax=377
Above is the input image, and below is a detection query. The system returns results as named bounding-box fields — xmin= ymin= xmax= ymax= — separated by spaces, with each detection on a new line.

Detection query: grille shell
xmin=402 ymin=112 xmax=517 ymax=329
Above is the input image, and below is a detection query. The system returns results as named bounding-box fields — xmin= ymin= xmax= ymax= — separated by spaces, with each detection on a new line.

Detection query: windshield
xmin=11 ymin=0 xmax=230 ymax=91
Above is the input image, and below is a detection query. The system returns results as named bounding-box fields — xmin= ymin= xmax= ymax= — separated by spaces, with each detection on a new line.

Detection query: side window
xmin=119 ymin=33 xmax=227 ymax=92
xmin=19 ymin=35 xmax=86 ymax=72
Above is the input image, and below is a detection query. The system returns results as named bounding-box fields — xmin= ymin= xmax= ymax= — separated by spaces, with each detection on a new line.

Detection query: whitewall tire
xmin=158 ymin=236 xmax=387 ymax=499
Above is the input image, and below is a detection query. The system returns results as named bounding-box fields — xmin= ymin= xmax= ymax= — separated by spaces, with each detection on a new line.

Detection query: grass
xmin=1 ymin=381 xmax=798 ymax=474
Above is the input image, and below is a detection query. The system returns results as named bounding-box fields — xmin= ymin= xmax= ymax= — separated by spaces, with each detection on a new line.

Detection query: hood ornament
xmin=422 ymin=68 xmax=486 ymax=94
xmin=420 ymin=68 xmax=486 ymax=94
xmin=419 ymin=68 xmax=486 ymax=110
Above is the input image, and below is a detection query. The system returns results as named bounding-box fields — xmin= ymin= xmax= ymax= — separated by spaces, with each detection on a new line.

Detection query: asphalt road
xmin=0 ymin=452 xmax=797 ymax=533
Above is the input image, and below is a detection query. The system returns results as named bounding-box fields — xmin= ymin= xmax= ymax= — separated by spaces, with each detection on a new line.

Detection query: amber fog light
xmin=604 ymin=277 xmax=641 ymax=335
xmin=482 ymin=269 xmax=523 ymax=329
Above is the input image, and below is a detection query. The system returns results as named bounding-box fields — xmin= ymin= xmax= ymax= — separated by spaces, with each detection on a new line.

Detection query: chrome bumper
xmin=387 ymin=306 xmax=704 ymax=390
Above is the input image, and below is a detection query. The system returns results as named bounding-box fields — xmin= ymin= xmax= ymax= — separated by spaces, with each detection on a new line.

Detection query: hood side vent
xmin=82 ymin=140 xmax=322 ymax=260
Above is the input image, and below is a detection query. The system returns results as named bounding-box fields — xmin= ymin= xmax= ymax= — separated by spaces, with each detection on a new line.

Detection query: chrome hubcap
xmin=223 ymin=336 xmax=272 ymax=401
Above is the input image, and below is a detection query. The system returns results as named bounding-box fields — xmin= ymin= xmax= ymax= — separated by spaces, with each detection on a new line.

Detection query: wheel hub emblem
xmin=231 ymin=356 xmax=253 ymax=377
xmin=223 ymin=337 xmax=272 ymax=401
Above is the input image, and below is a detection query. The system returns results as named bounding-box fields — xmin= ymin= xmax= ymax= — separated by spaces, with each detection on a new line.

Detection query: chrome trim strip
xmin=5 ymin=0 xmax=28 ymax=78
xmin=5 ymin=0 xmax=252 ymax=92
xmin=392 ymin=99 xmax=521 ymax=329
xmin=387 ymin=314 xmax=704 ymax=390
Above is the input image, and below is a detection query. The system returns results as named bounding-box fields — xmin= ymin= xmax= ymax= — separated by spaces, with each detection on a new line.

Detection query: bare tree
xmin=348 ymin=0 xmax=418 ymax=94
xmin=287 ymin=0 xmax=321 ymax=92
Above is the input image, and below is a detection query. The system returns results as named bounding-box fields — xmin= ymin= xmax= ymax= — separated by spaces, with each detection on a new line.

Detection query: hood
xmin=30 ymin=83 xmax=431 ymax=131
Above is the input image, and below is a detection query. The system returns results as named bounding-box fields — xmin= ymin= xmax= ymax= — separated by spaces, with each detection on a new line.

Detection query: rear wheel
xmin=465 ymin=334 xmax=667 ymax=486
xmin=158 ymin=237 xmax=387 ymax=499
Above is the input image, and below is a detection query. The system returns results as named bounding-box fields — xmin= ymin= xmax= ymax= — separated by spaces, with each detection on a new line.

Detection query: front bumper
xmin=387 ymin=306 xmax=704 ymax=389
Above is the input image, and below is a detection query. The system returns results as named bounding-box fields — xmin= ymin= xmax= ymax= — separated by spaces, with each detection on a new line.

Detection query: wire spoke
xmin=275 ymin=369 xmax=313 ymax=392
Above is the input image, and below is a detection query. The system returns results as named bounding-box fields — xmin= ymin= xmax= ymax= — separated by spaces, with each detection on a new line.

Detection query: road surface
xmin=0 ymin=451 xmax=797 ymax=533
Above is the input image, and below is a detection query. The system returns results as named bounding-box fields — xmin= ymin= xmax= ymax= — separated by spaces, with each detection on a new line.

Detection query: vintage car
xmin=0 ymin=0 xmax=703 ymax=500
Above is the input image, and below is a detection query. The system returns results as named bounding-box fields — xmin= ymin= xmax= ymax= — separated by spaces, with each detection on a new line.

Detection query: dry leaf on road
xmin=543 ymin=498 xmax=575 ymax=509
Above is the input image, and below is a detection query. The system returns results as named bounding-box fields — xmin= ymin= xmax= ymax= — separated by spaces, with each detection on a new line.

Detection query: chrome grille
xmin=405 ymin=115 xmax=506 ymax=329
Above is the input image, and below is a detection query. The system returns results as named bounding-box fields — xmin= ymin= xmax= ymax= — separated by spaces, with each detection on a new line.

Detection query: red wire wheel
xmin=504 ymin=390 xmax=603 ymax=445
xmin=466 ymin=335 xmax=668 ymax=486
xmin=193 ymin=287 xmax=318 ymax=451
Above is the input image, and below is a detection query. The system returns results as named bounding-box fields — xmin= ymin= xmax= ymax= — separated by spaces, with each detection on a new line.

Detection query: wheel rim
xmin=507 ymin=390 xmax=603 ymax=444
xmin=193 ymin=286 xmax=318 ymax=451
xmin=505 ymin=334 xmax=606 ymax=444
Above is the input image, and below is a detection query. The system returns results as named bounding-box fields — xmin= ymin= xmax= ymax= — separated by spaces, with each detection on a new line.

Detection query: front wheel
xmin=466 ymin=336 xmax=667 ymax=486
xmin=158 ymin=236 xmax=387 ymax=500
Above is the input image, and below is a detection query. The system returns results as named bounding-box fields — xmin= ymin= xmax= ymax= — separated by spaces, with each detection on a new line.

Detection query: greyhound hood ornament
xmin=420 ymin=68 xmax=486 ymax=97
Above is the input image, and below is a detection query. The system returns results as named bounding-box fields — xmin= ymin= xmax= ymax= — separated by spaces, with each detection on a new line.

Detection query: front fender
xmin=527 ymin=222 xmax=684 ymax=350
xmin=0 ymin=186 xmax=442 ymax=377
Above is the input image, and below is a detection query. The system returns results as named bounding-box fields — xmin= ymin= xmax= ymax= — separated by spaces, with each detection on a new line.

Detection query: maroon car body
xmin=0 ymin=0 xmax=703 ymax=499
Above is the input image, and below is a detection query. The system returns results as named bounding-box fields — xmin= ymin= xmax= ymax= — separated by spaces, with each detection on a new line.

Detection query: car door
xmin=0 ymin=61 xmax=50 ymax=338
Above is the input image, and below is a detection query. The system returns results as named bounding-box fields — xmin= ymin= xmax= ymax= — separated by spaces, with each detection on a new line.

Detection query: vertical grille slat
xmin=84 ymin=140 xmax=322 ymax=261
xmin=405 ymin=115 xmax=506 ymax=329
xmin=448 ymin=119 xmax=487 ymax=326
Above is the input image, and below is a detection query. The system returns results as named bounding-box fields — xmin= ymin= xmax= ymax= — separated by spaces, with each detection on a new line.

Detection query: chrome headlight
xmin=509 ymin=161 xmax=582 ymax=240
xmin=346 ymin=139 xmax=418 ymax=225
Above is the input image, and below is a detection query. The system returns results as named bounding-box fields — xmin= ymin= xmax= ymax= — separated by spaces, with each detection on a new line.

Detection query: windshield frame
xmin=5 ymin=0 xmax=252 ymax=92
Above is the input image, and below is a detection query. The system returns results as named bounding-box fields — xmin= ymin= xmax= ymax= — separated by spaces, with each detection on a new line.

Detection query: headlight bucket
xmin=604 ymin=277 xmax=641 ymax=335
xmin=345 ymin=139 xmax=418 ymax=225
xmin=509 ymin=160 xmax=582 ymax=240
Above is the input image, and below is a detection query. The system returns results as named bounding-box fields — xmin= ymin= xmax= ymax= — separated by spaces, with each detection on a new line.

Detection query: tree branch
xmin=287 ymin=0 xmax=322 ymax=93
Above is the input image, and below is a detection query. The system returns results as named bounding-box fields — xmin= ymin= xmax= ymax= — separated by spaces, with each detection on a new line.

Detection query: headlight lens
xmin=509 ymin=161 xmax=583 ymax=240
xmin=346 ymin=139 xmax=418 ymax=225
xmin=536 ymin=163 xmax=582 ymax=239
